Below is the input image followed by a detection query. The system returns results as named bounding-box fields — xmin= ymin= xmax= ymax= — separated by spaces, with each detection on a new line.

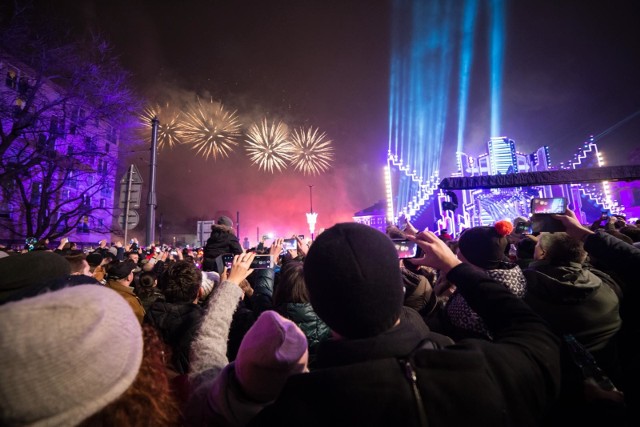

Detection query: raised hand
xmin=407 ymin=230 xmax=461 ymax=273
xmin=227 ymin=252 xmax=255 ymax=286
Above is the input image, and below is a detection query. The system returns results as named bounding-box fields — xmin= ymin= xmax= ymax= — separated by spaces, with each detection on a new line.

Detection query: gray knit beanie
xmin=0 ymin=285 xmax=143 ymax=426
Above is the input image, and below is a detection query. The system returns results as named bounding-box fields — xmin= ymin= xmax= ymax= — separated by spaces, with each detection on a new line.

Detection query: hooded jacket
xmin=524 ymin=260 xmax=621 ymax=352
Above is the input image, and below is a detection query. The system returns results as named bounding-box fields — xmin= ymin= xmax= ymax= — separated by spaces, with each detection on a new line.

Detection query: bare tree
xmin=0 ymin=1 xmax=142 ymax=243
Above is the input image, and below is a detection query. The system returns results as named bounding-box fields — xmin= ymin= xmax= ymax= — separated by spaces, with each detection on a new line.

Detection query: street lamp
xmin=306 ymin=185 xmax=317 ymax=241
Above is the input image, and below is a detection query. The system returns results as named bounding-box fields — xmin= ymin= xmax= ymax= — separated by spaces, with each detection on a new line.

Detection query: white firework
xmin=245 ymin=119 xmax=293 ymax=173
xmin=289 ymin=126 xmax=334 ymax=175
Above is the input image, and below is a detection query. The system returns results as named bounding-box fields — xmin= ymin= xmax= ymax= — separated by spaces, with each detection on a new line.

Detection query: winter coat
xmin=443 ymin=262 xmax=527 ymax=340
xmin=248 ymin=263 xmax=561 ymax=427
xmin=582 ymin=231 xmax=640 ymax=425
xmin=275 ymin=302 xmax=331 ymax=363
xmin=524 ymin=260 xmax=621 ymax=352
xmin=145 ymin=301 xmax=205 ymax=374
xmin=202 ymin=225 xmax=243 ymax=272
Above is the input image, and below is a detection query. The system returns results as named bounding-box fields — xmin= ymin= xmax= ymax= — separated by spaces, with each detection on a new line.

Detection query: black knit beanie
xmin=303 ymin=222 xmax=404 ymax=339
xmin=458 ymin=223 xmax=510 ymax=270
xmin=0 ymin=251 xmax=71 ymax=304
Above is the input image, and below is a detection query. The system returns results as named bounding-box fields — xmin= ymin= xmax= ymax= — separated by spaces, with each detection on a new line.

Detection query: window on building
xmin=77 ymin=215 xmax=90 ymax=234
xmin=107 ymin=125 xmax=118 ymax=144
xmin=100 ymin=198 xmax=106 ymax=208
xmin=66 ymin=171 xmax=78 ymax=189
xmin=104 ymin=143 xmax=110 ymax=154
xmin=30 ymin=182 xmax=42 ymax=205
xmin=85 ymin=136 xmax=97 ymax=151
xmin=5 ymin=69 xmax=17 ymax=89
xmin=0 ymin=195 xmax=10 ymax=220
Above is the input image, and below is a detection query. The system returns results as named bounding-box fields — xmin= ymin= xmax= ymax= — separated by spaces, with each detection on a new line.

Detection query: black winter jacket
xmin=145 ymin=301 xmax=205 ymax=374
xmin=202 ymin=225 xmax=243 ymax=272
xmin=249 ymin=263 xmax=561 ymax=427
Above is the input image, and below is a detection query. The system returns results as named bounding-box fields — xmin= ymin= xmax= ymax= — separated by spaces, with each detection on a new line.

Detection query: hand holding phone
xmin=392 ymin=239 xmax=419 ymax=259
xmin=530 ymin=197 xmax=567 ymax=233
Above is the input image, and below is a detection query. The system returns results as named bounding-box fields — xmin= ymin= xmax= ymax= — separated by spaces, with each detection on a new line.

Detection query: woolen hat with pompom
xmin=303 ymin=222 xmax=405 ymax=339
xmin=458 ymin=220 xmax=513 ymax=269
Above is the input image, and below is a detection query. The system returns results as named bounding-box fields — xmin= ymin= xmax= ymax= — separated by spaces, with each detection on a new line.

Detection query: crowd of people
xmin=0 ymin=211 xmax=638 ymax=426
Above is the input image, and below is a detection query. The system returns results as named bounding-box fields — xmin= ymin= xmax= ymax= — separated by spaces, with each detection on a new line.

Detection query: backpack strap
xmin=398 ymin=338 xmax=443 ymax=427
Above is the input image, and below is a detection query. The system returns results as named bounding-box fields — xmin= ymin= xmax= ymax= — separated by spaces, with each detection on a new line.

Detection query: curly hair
xmin=158 ymin=261 xmax=202 ymax=303
xmin=78 ymin=324 xmax=181 ymax=426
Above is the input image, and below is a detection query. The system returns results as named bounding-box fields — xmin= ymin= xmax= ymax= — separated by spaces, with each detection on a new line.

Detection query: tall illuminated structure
xmin=386 ymin=0 xmax=505 ymax=225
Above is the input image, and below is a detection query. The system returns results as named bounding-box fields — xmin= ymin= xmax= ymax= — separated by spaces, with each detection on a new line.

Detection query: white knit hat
xmin=0 ymin=285 xmax=143 ymax=426
xmin=201 ymin=271 xmax=220 ymax=299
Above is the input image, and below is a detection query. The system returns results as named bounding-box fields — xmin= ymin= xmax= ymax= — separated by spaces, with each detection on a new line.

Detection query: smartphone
xmin=514 ymin=221 xmax=532 ymax=235
xmin=397 ymin=215 xmax=408 ymax=230
xmin=530 ymin=197 xmax=567 ymax=233
xmin=530 ymin=197 xmax=567 ymax=215
xmin=283 ymin=238 xmax=297 ymax=250
xmin=600 ymin=211 xmax=610 ymax=221
xmin=392 ymin=239 xmax=418 ymax=259
xmin=221 ymin=253 xmax=275 ymax=270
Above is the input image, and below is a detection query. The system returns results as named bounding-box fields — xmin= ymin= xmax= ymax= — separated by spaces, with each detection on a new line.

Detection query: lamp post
xmin=306 ymin=185 xmax=317 ymax=241
xmin=146 ymin=116 xmax=158 ymax=247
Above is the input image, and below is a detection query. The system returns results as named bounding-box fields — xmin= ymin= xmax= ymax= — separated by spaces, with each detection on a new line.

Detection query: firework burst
xmin=180 ymin=99 xmax=241 ymax=160
xmin=245 ymin=119 xmax=293 ymax=173
xmin=138 ymin=104 xmax=183 ymax=149
xmin=289 ymin=126 xmax=334 ymax=175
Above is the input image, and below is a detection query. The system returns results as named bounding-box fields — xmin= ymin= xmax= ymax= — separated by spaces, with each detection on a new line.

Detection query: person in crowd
xmin=247 ymin=222 xmax=561 ymax=427
xmin=0 ymin=284 xmax=181 ymax=426
xmin=86 ymin=251 xmax=107 ymax=282
xmin=202 ymin=216 xmax=243 ymax=273
xmin=187 ymin=310 xmax=309 ymax=427
xmin=442 ymin=220 xmax=528 ymax=340
xmin=0 ymin=251 xmax=72 ymax=304
xmin=106 ymin=259 xmax=146 ymax=324
xmin=186 ymin=253 xmax=256 ymax=403
xmin=523 ymin=231 xmax=624 ymax=427
xmin=515 ymin=234 xmax=538 ymax=269
xmin=525 ymin=232 xmax=621 ymax=353
xmin=552 ymin=208 xmax=640 ymax=426
xmin=64 ymin=250 xmax=92 ymax=276
xmin=135 ymin=271 xmax=165 ymax=312
xmin=145 ymin=260 xmax=206 ymax=374
xmin=272 ymin=260 xmax=331 ymax=367
xmin=619 ymin=224 xmax=640 ymax=246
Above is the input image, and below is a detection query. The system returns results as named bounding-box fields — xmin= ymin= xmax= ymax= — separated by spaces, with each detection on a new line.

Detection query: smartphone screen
xmin=515 ymin=221 xmax=532 ymax=234
xmin=221 ymin=253 xmax=274 ymax=269
xmin=392 ymin=239 xmax=418 ymax=259
xmin=530 ymin=197 xmax=567 ymax=215
xmin=283 ymin=238 xmax=297 ymax=250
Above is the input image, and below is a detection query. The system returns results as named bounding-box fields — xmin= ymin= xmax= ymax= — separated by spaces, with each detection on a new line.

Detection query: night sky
xmin=44 ymin=0 xmax=640 ymax=242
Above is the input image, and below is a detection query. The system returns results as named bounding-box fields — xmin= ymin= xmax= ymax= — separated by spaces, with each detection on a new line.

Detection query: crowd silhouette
xmin=0 ymin=211 xmax=638 ymax=426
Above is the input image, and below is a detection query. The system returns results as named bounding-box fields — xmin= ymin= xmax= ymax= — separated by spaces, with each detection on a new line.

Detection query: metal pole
xmin=146 ymin=117 xmax=159 ymax=247
xmin=236 ymin=211 xmax=240 ymax=238
xmin=123 ymin=164 xmax=134 ymax=244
